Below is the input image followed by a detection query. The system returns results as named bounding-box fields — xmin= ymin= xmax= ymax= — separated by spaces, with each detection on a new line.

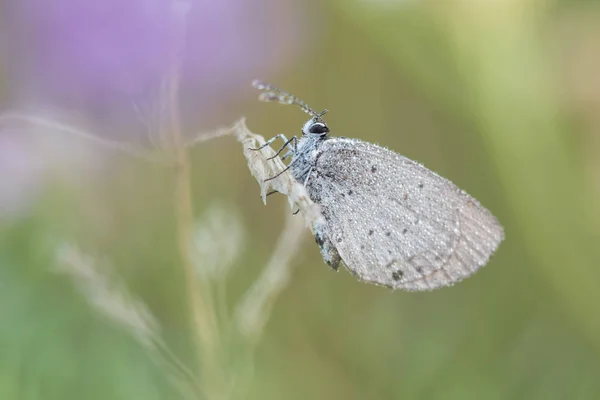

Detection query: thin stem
xmin=187 ymin=123 xmax=237 ymax=147
xmin=161 ymin=39 xmax=226 ymax=400
xmin=0 ymin=112 xmax=165 ymax=163
xmin=235 ymin=210 xmax=306 ymax=343
xmin=229 ymin=210 xmax=306 ymax=399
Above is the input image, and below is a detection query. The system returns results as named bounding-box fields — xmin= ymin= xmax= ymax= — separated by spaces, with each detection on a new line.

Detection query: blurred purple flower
xmin=0 ymin=0 xmax=313 ymax=217
xmin=1 ymin=0 xmax=308 ymax=129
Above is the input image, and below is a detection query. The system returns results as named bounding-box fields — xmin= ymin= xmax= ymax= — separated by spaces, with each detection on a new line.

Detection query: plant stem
xmin=163 ymin=58 xmax=225 ymax=399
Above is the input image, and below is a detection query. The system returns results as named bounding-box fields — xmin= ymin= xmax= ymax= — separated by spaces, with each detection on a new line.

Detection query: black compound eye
xmin=308 ymin=122 xmax=329 ymax=134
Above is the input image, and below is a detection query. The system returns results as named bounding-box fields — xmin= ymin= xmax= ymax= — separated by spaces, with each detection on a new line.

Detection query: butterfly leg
xmin=264 ymin=156 xmax=302 ymax=182
xmin=248 ymin=133 xmax=288 ymax=151
xmin=281 ymin=149 xmax=294 ymax=161
xmin=267 ymin=136 xmax=297 ymax=161
xmin=302 ymin=167 xmax=314 ymax=187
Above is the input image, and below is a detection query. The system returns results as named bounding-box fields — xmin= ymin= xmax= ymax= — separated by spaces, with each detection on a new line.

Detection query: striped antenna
xmin=252 ymin=80 xmax=322 ymax=118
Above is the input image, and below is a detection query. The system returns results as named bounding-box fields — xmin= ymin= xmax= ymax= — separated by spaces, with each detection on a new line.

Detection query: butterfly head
xmin=302 ymin=110 xmax=330 ymax=137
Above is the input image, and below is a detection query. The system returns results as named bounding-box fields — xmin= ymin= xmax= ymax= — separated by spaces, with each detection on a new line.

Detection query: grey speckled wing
xmin=304 ymin=138 xmax=504 ymax=291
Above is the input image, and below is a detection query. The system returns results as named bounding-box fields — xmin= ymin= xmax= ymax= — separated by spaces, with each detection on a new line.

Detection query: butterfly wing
xmin=305 ymin=138 xmax=504 ymax=291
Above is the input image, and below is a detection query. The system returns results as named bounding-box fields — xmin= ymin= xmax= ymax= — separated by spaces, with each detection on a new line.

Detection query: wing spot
xmin=416 ymin=266 xmax=423 ymax=273
xmin=371 ymin=165 xmax=377 ymax=173
xmin=392 ymin=270 xmax=404 ymax=281
xmin=360 ymin=245 xmax=365 ymax=250
xmin=348 ymin=190 xmax=353 ymax=195
xmin=385 ymin=231 xmax=391 ymax=237
xmin=402 ymin=228 xmax=408 ymax=234
xmin=418 ymin=183 xmax=424 ymax=189
xmin=336 ymin=237 xmax=342 ymax=243
xmin=315 ymin=235 xmax=325 ymax=247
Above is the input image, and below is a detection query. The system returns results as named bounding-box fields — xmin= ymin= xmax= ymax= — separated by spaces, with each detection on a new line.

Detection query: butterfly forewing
xmin=305 ymin=138 xmax=504 ymax=290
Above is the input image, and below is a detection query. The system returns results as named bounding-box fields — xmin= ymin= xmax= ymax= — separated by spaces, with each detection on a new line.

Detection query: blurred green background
xmin=2 ymin=0 xmax=600 ymax=399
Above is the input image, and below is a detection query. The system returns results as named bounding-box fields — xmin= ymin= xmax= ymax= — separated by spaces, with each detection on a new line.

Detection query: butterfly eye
xmin=308 ymin=122 xmax=329 ymax=134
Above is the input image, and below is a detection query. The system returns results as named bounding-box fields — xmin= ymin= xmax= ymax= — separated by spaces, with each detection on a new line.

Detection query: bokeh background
xmin=2 ymin=0 xmax=600 ymax=399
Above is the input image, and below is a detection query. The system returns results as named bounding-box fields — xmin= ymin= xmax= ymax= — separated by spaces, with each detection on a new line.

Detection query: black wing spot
xmin=348 ymin=190 xmax=353 ymax=195
xmin=418 ymin=183 xmax=424 ymax=189
xmin=368 ymin=229 xmax=374 ymax=236
xmin=392 ymin=270 xmax=404 ymax=281
xmin=385 ymin=231 xmax=391 ymax=237
xmin=336 ymin=237 xmax=342 ymax=243
xmin=402 ymin=228 xmax=408 ymax=234
xmin=315 ymin=234 xmax=325 ymax=247
xmin=360 ymin=245 xmax=365 ymax=250
xmin=415 ymin=266 xmax=423 ymax=274
xmin=371 ymin=165 xmax=377 ymax=173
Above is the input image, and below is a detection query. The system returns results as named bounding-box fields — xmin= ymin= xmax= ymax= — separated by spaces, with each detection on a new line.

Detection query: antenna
xmin=252 ymin=80 xmax=325 ymax=120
